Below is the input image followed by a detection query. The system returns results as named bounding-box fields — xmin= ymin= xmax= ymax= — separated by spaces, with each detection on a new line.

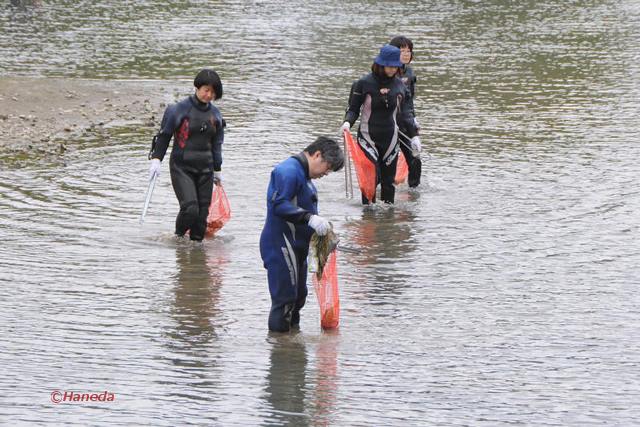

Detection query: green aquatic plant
xmin=309 ymin=226 xmax=339 ymax=279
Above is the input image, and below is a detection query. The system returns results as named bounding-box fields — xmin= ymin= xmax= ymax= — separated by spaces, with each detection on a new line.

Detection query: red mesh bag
xmin=205 ymin=184 xmax=231 ymax=237
xmin=394 ymin=151 xmax=409 ymax=185
xmin=312 ymin=251 xmax=340 ymax=329
xmin=343 ymin=129 xmax=376 ymax=203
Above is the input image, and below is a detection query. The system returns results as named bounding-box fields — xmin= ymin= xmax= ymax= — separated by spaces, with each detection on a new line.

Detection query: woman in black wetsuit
xmin=148 ymin=69 xmax=225 ymax=241
xmin=341 ymin=44 xmax=420 ymax=204
xmin=390 ymin=35 xmax=422 ymax=188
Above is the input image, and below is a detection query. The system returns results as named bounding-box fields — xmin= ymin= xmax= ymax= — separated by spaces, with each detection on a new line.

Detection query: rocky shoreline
xmin=0 ymin=77 xmax=177 ymax=157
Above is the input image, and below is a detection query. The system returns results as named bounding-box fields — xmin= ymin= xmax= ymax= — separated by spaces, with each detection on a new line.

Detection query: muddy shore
xmin=0 ymin=77 xmax=178 ymax=156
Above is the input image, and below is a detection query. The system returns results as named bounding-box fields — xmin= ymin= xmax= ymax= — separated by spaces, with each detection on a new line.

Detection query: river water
xmin=1 ymin=1 xmax=639 ymax=425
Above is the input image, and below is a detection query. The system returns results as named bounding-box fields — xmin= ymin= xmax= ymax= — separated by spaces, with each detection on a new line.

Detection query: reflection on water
xmin=155 ymin=242 xmax=228 ymax=408
xmin=7 ymin=0 xmax=42 ymax=13
xmin=264 ymin=334 xmax=309 ymax=427
xmin=263 ymin=331 xmax=340 ymax=427
xmin=1 ymin=0 xmax=640 ymax=425
xmin=166 ymin=243 xmax=226 ymax=354
xmin=312 ymin=331 xmax=339 ymax=427
xmin=345 ymin=207 xmax=420 ymax=302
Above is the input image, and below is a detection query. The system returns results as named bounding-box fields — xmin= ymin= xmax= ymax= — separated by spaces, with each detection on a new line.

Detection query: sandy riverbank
xmin=0 ymin=77 xmax=178 ymax=156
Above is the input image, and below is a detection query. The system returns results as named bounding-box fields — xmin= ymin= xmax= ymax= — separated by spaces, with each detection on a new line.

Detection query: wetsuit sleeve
xmin=412 ymin=75 xmax=417 ymax=96
xmin=211 ymin=117 xmax=224 ymax=172
xmin=344 ymin=79 xmax=365 ymax=126
xmin=152 ymin=104 xmax=179 ymax=161
xmin=270 ymin=168 xmax=313 ymax=224
xmin=406 ymin=75 xmax=417 ymax=118
xmin=397 ymin=86 xmax=418 ymax=138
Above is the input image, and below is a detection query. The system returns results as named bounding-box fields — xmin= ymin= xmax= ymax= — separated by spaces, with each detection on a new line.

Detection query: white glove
xmin=149 ymin=158 xmax=161 ymax=179
xmin=340 ymin=121 xmax=351 ymax=132
xmin=410 ymin=136 xmax=421 ymax=156
xmin=308 ymin=214 xmax=330 ymax=236
xmin=213 ymin=171 xmax=222 ymax=185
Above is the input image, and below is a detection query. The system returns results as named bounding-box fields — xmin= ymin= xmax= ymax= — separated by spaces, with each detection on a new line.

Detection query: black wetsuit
xmin=344 ymin=72 xmax=418 ymax=203
xmin=152 ymin=95 xmax=224 ymax=240
xmin=398 ymin=65 xmax=422 ymax=188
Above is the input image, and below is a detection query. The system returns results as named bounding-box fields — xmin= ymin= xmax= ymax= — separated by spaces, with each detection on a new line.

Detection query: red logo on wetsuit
xmin=175 ymin=119 xmax=190 ymax=149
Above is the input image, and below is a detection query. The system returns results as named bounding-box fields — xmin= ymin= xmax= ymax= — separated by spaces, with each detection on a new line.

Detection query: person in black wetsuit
xmin=148 ymin=69 xmax=225 ymax=241
xmin=390 ymin=35 xmax=422 ymax=188
xmin=341 ymin=44 xmax=420 ymax=204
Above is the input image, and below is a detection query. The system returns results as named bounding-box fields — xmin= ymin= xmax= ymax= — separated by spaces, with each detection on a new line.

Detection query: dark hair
xmin=389 ymin=35 xmax=414 ymax=61
xmin=194 ymin=68 xmax=223 ymax=100
xmin=371 ymin=63 xmax=399 ymax=78
xmin=305 ymin=136 xmax=344 ymax=171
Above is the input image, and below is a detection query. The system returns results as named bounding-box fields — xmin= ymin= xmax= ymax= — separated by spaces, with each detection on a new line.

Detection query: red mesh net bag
xmin=205 ymin=184 xmax=231 ymax=237
xmin=343 ymin=129 xmax=376 ymax=203
xmin=395 ymin=151 xmax=409 ymax=185
xmin=312 ymin=250 xmax=340 ymax=330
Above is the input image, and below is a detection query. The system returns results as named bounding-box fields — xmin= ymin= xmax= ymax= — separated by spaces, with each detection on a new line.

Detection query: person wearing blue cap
xmin=341 ymin=44 xmax=420 ymax=204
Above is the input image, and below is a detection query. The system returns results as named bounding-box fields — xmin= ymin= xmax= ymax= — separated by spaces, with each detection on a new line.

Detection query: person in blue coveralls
xmin=148 ymin=69 xmax=225 ymax=241
xmin=260 ymin=137 xmax=344 ymax=332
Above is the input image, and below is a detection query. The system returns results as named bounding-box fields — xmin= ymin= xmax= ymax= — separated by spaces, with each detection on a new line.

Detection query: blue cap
xmin=374 ymin=44 xmax=402 ymax=67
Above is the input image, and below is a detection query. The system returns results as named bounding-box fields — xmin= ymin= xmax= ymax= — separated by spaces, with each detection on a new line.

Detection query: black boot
xmin=268 ymin=303 xmax=294 ymax=332
xmin=381 ymin=185 xmax=395 ymax=204
xmin=408 ymin=157 xmax=422 ymax=188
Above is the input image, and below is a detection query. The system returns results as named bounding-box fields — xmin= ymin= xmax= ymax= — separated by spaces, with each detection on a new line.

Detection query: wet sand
xmin=0 ymin=77 xmax=176 ymax=155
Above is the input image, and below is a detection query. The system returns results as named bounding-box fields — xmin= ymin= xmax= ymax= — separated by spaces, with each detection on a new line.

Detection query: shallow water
xmin=1 ymin=1 xmax=640 ymax=425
